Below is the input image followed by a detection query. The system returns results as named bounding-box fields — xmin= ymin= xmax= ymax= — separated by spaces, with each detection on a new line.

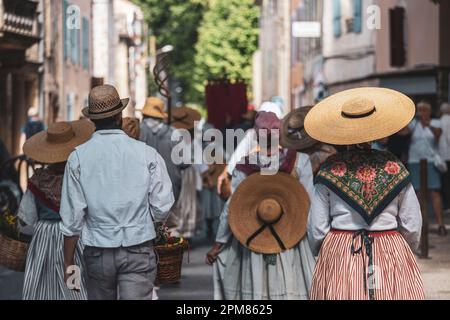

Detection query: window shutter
xmin=82 ymin=17 xmax=89 ymax=70
xmin=63 ymin=0 xmax=69 ymax=60
xmin=333 ymin=0 xmax=341 ymax=38
xmin=390 ymin=7 xmax=406 ymax=67
xmin=353 ymin=0 xmax=362 ymax=33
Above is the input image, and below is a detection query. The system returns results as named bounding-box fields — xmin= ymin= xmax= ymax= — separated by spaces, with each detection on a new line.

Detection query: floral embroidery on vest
xmin=315 ymin=150 xmax=410 ymax=225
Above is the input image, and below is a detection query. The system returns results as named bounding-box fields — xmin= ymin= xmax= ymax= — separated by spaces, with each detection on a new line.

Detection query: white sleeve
xmin=17 ymin=190 xmax=38 ymax=227
xmin=307 ymin=184 xmax=332 ymax=256
xmin=227 ymin=129 xmax=257 ymax=175
xmin=397 ymin=183 xmax=422 ymax=251
xmin=431 ymin=119 xmax=442 ymax=129
xmin=59 ymin=151 xmax=88 ymax=237
xmin=215 ymin=169 xmax=247 ymax=243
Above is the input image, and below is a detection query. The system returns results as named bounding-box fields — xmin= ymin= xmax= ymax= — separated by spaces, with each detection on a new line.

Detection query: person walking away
xmin=18 ymin=120 xmax=94 ymax=300
xmin=139 ymin=97 xmax=188 ymax=202
xmin=439 ymin=102 xmax=450 ymax=212
xmin=20 ymin=106 xmax=46 ymax=153
xmin=305 ymin=88 xmax=425 ymax=300
xmin=406 ymin=101 xmax=447 ymax=236
xmin=206 ymin=111 xmax=316 ymax=300
xmin=60 ymin=85 xmax=174 ymax=300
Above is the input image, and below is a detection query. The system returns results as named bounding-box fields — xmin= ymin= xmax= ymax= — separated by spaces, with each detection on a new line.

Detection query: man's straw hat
xmin=170 ymin=106 xmax=201 ymax=130
xmin=138 ymin=97 xmax=167 ymax=119
xmin=229 ymin=172 xmax=310 ymax=254
xmin=23 ymin=120 xmax=95 ymax=164
xmin=281 ymin=106 xmax=318 ymax=151
xmin=304 ymin=87 xmax=415 ymax=145
xmin=82 ymin=85 xmax=129 ymax=120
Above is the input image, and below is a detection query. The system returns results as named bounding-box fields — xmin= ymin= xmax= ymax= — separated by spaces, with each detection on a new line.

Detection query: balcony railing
xmin=0 ymin=0 xmax=40 ymax=48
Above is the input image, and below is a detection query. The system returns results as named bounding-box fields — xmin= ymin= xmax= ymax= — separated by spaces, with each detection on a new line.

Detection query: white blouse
xmin=307 ymin=183 xmax=422 ymax=256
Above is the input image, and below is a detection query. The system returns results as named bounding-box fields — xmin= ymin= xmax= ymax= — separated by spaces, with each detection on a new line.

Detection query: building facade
xmin=92 ymin=0 xmax=147 ymax=117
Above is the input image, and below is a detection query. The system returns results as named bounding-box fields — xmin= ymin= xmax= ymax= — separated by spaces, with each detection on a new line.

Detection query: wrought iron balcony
xmin=0 ymin=0 xmax=40 ymax=50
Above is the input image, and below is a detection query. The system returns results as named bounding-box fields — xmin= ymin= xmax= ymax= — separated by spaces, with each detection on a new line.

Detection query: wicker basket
xmin=0 ymin=233 xmax=28 ymax=272
xmin=155 ymin=240 xmax=188 ymax=284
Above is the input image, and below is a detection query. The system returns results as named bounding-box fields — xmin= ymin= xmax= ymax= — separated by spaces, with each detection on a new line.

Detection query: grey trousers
xmin=83 ymin=241 xmax=156 ymax=300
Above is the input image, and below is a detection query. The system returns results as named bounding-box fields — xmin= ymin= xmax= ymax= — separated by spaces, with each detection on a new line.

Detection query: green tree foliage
xmin=133 ymin=0 xmax=205 ymax=102
xmin=193 ymin=0 xmax=259 ymax=102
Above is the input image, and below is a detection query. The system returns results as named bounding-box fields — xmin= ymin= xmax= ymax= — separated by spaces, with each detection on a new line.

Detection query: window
xmin=82 ymin=17 xmax=90 ymax=70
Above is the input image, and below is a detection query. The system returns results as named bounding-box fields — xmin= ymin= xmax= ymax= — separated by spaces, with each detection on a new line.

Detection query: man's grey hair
xmin=440 ymin=102 xmax=450 ymax=115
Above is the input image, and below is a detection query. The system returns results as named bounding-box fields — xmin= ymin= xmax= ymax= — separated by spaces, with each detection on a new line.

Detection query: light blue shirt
xmin=59 ymin=130 xmax=174 ymax=248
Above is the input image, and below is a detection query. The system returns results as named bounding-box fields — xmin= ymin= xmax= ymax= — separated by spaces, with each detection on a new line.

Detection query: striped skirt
xmin=23 ymin=220 xmax=87 ymax=300
xmin=310 ymin=230 xmax=425 ymax=300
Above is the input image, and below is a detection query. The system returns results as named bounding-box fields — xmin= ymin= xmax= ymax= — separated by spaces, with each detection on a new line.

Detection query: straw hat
xmin=281 ymin=107 xmax=318 ymax=151
xmin=304 ymin=87 xmax=415 ymax=145
xmin=229 ymin=172 xmax=310 ymax=254
xmin=23 ymin=120 xmax=95 ymax=164
xmin=82 ymin=85 xmax=129 ymax=120
xmin=170 ymin=106 xmax=201 ymax=130
xmin=138 ymin=97 xmax=167 ymax=119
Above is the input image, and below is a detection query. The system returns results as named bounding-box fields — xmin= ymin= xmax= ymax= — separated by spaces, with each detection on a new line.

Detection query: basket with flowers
xmin=154 ymin=224 xmax=189 ymax=284
xmin=0 ymin=184 xmax=29 ymax=272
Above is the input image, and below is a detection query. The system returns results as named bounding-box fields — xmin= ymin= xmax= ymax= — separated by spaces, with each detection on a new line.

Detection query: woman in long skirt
xmin=18 ymin=120 xmax=94 ymax=300
xmin=305 ymin=87 xmax=425 ymax=300
xmin=206 ymin=111 xmax=316 ymax=300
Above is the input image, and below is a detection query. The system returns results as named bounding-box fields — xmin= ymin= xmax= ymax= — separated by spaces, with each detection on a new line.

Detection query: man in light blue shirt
xmin=60 ymin=85 xmax=174 ymax=300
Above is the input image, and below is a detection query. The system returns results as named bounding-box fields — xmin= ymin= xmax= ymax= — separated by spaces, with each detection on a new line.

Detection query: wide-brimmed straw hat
xmin=23 ymin=120 xmax=95 ymax=164
xmin=281 ymin=107 xmax=318 ymax=151
xmin=304 ymin=87 xmax=415 ymax=145
xmin=229 ymin=172 xmax=310 ymax=254
xmin=170 ymin=106 xmax=201 ymax=130
xmin=138 ymin=97 xmax=167 ymax=119
xmin=82 ymin=85 xmax=129 ymax=120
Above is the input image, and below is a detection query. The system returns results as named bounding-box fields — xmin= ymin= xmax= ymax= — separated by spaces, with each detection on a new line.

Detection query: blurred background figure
xmin=19 ymin=107 xmax=45 ymax=153
xmin=122 ymin=117 xmax=141 ymax=140
xmin=439 ymin=102 xmax=450 ymax=213
xmin=407 ymin=101 xmax=446 ymax=236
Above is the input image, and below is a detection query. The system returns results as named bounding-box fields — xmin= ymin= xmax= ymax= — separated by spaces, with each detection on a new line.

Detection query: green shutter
xmin=63 ymin=0 xmax=69 ymax=60
xmin=333 ymin=0 xmax=341 ymax=38
xmin=353 ymin=0 xmax=362 ymax=33
xmin=82 ymin=17 xmax=89 ymax=70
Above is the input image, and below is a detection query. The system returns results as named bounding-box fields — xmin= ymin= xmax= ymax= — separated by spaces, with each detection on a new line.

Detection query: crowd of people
xmin=1 ymin=83 xmax=449 ymax=300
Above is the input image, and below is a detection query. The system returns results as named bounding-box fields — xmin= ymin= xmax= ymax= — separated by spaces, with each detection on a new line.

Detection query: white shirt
xmin=408 ymin=119 xmax=441 ymax=163
xmin=439 ymin=114 xmax=450 ymax=161
xmin=59 ymin=130 xmax=175 ymax=248
xmin=307 ymin=183 xmax=422 ymax=256
xmin=217 ymin=152 xmax=314 ymax=244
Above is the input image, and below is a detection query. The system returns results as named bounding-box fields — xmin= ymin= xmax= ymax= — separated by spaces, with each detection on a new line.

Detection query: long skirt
xmin=168 ymin=166 xmax=202 ymax=238
xmin=23 ymin=220 xmax=87 ymax=300
xmin=214 ymin=237 xmax=316 ymax=300
xmin=310 ymin=230 xmax=425 ymax=300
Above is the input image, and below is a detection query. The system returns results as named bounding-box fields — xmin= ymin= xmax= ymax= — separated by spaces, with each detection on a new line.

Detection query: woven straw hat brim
xmin=304 ymin=87 xmax=415 ymax=145
xmin=139 ymin=108 xmax=167 ymax=119
xmin=281 ymin=107 xmax=318 ymax=150
xmin=171 ymin=107 xmax=201 ymax=130
xmin=23 ymin=120 xmax=95 ymax=164
xmin=82 ymin=98 xmax=129 ymax=120
xmin=229 ymin=172 xmax=310 ymax=254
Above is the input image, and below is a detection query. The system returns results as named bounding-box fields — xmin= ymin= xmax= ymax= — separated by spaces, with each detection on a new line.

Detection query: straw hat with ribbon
xmin=304 ymin=87 xmax=415 ymax=145
xmin=23 ymin=120 xmax=95 ymax=164
xmin=228 ymin=172 xmax=310 ymax=254
xmin=281 ymin=106 xmax=318 ymax=151
xmin=170 ymin=106 xmax=201 ymax=130
xmin=138 ymin=97 xmax=167 ymax=120
xmin=82 ymin=85 xmax=129 ymax=120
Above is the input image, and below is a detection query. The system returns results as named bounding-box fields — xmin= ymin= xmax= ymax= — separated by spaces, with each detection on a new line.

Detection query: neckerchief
xmin=236 ymin=148 xmax=297 ymax=175
xmin=315 ymin=150 xmax=410 ymax=225
xmin=28 ymin=167 xmax=64 ymax=213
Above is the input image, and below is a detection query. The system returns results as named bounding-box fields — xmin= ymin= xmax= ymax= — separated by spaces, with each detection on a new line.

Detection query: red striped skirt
xmin=310 ymin=229 xmax=425 ymax=300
